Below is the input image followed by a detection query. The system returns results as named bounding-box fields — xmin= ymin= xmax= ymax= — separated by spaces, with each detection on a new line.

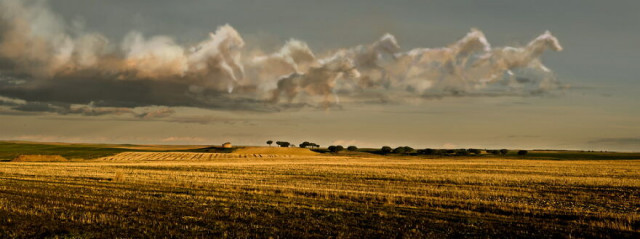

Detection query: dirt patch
xmin=12 ymin=155 xmax=69 ymax=162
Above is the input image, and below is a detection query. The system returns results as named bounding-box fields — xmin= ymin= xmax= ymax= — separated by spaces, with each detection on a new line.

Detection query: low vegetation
xmin=0 ymin=141 xmax=132 ymax=161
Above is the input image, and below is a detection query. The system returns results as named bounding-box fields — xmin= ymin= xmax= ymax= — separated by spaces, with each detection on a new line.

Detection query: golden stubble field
xmin=0 ymin=153 xmax=639 ymax=238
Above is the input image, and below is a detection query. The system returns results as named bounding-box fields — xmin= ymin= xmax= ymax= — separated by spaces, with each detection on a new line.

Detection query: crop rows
xmin=97 ymin=152 xmax=296 ymax=161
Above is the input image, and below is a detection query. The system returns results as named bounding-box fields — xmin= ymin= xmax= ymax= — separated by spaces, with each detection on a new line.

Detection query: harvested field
xmin=0 ymin=156 xmax=639 ymax=238
xmin=97 ymin=151 xmax=306 ymax=161
xmin=232 ymin=146 xmax=320 ymax=156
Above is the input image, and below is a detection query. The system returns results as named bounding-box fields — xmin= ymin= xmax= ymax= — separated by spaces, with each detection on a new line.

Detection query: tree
xmin=266 ymin=140 xmax=273 ymax=147
xmin=381 ymin=146 xmax=392 ymax=154
xmin=500 ymin=149 xmax=509 ymax=155
xmin=299 ymin=142 xmax=320 ymax=149
xmin=328 ymin=145 xmax=344 ymax=153
xmin=422 ymin=148 xmax=435 ymax=155
xmin=517 ymin=150 xmax=528 ymax=155
xmin=487 ymin=150 xmax=500 ymax=155
xmin=455 ymin=149 xmax=470 ymax=156
xmin=392 ymin=146 xmax=415 ymax=155
xmin=393 ymin=147 xmax=406 ymax=154
xmin=347 ymin=146 xmax=358 ymax=151
xmin=468 ymin=148 xmax=482 ymax=155
xmin=276 ymin=141 xmax=290 ymax=147
xmin=404 ymin=146 xmax=415 ymax=154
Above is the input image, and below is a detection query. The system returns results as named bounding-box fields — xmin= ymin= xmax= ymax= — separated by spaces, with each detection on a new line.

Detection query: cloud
xmin=160 ymin=136 xmax=208 ymax=143
xmin=441 ymin=143 xmax=457 ymax=149
xmin=0 ymin=0 xmax=567 ymax=117
xmin=588 ymin=137 xmax=640 ymax=145
xmin=331 ymin=139 xmax=363 ymax=147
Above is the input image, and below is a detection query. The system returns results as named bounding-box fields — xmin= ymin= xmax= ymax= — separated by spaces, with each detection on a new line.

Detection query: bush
xmin=347 ymin=146 xmax=358 ymax=151
xmin=500 ymin=149 xmax=509 ymax=155
xmin=517 ymin=150 xmax=528 ymax=155
xmin=381 ymin=146 xmax=392 ymax=154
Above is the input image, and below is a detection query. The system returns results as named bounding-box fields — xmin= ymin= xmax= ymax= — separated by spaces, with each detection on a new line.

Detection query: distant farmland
xmin=0 ymin=147 xmax=638 ymax=238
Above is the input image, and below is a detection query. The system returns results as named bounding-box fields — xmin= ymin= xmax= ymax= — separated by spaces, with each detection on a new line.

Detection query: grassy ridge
xmin=0 ymin=142 xmax=135 ymax=160
xmin=0 ymin=141 xmax=231 ymax=161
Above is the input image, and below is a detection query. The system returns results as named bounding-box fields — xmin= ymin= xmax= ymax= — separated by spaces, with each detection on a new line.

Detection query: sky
xmin=0 ymin=0 xmax=638 ymax=151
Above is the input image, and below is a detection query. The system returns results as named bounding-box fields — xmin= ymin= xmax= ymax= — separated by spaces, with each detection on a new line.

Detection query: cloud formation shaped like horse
xmin=0 ymin=0 xmax=564 ymax=116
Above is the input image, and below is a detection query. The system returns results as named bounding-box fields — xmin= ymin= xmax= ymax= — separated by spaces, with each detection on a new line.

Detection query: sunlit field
xmin=1 ymin=152 xmax=639 ymax=238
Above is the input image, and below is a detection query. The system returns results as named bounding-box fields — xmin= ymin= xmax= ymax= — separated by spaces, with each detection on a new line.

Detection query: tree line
xmin=266 ymin=140 xmax=528 ymax=156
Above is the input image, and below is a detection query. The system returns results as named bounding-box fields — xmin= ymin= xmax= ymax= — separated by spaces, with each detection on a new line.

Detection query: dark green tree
xmin=487 ymin=150 xmax=500 ymax=155
xmin=276 ymin=141 xmax=290 ymax=147
xmin=299 ymin=141 xmax=310 ymax=148
xmin=393 ymin=147 xmax=406 ymax=154
xmin=455 ymin=149 xmax=470 ymax=156
xmin=423 ymin=148 xmax=435 ymax=155
xmin=468 ymin=148 xmax=482 ymax=155
xmin=403 ymin=146 xmax=416 ymax=154
xmin=381 ymin=146 xmax=392 ymax=154
xmin=328 ymin=145 xmax=344 ymax=153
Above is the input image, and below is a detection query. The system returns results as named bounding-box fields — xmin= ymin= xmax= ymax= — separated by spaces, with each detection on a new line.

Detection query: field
xmin=0 ymin=147 xmax=639 ymax=238
xmin=0 ymin=141 xmax=203 ymax=161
